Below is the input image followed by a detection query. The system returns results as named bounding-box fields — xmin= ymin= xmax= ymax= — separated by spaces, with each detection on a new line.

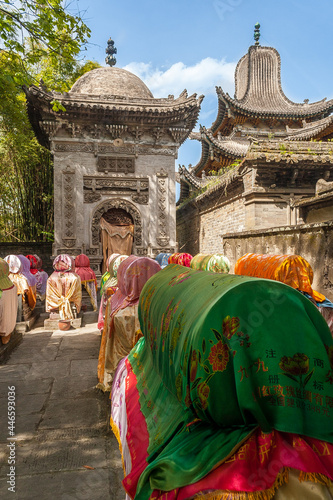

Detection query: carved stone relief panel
xmin=91 ymin=199 xmax=142 ymax=247
xmin=62 ymin=167 xmax=76 ymax=248
xmin=83 ymin=176 xmax=149 ymax=204
xmin=136 ymin=247 xmax=148 ymax=256
xmin=156 ymin=169 xmax=170 ymax=247
xmin=97 ymin=156 xmax=135 ymax=173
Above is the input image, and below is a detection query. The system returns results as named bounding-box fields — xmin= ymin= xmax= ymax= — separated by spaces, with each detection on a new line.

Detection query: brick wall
xmin=0 ymin=242 xmax=53 ymax=275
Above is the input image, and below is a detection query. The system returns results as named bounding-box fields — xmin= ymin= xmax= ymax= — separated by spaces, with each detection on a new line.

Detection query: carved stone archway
xmin=91 ymin=198 xmax=143 ymax=247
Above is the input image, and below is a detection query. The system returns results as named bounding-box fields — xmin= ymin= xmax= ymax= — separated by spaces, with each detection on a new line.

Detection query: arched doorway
xmin=100 ymin=208 xmax=134 ymax=273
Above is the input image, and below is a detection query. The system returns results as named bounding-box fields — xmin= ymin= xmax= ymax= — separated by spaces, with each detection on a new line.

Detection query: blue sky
xmin=72 ymin=0 xmax=333 ymax=196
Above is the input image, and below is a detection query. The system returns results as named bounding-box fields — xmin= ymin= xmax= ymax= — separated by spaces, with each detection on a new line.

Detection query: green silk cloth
xmin=100 ymin=271 xmax=110 ymax=296
xmin=130 ymin=264 xmax=333 ymax=498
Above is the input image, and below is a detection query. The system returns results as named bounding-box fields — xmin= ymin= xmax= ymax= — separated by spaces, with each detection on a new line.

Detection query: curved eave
xmin=192 ymin=141 xmax=211 ymax=175
xmin=178 ymin=165 xmax=203 ymax=189
xmin=210 ymin=90 xmax=228 ymax=133
xmin=217 ymin=87 xmax=333 ymax=120
xmin=204 ymin=129 xmax=249 ymax=157
xmin=287 ymin=115 xmax=333 ymax=141
xmin=25 ymin=85 xmax=202 ymax=116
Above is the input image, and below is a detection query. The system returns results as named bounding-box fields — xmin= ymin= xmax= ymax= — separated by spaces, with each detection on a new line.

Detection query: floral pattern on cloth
xmin=190 ymin=253 xmax=230 ymax=273
xmin=234 ymin=253 xmax=325 ymax=302
xmin=168 ymin=253 xmax=193 ymax=267
xmin=113 ymin=355 xmax=333 ymax=500
xmin=53 ymin=254 xmax=73 ymax=272
xmin=97 ymin=256 xmax=161 ymax=391
xmin=116 ymin=265 xmax=333 ymax=499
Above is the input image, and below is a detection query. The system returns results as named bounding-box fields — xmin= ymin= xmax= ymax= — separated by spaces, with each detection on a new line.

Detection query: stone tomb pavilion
xmin=25 ymin=60 xmax=202 ymax=275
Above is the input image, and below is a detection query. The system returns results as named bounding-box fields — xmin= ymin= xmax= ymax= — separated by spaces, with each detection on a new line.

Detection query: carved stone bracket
xmin=62 ymin=167 xmax=76 ymax=248
xmin=91 ymin=199 xmax=142 ymax=246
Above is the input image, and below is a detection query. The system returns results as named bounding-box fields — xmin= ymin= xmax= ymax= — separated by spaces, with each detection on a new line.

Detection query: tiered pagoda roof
xmin=180 ymin=32 xmax=333 ymax=195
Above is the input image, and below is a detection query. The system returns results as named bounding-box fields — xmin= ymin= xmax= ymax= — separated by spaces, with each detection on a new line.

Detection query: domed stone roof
xmin=69 ymin=67 xmax=154 ymax=99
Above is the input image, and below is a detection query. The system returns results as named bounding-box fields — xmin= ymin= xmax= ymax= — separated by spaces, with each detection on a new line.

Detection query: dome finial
xmin=254 ymin=22 xmax=260 ymax=46
xmin=105 ymin=37 xmax=117 ymax=67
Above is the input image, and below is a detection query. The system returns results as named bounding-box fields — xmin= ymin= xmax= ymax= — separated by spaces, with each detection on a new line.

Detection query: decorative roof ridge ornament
xmin=105 ymin=37 xmax=117 ymax=67
xmin=254 ymin=22 xmax=260 ymax=46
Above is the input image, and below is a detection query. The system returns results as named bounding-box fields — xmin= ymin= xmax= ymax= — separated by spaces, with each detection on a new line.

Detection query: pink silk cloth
xmin=168 ymin=253 xmax=193 ymax=267
xmin=120 ymin=358 xmax=333 ymax=500
xmin=31 ymin=255 xmax=48 ymax=300
xmin=18 ymin=255 xmax=37 ymax=287
xmin=97 ymin=256 xmax=161 ymax=391
xmin=4 ymin=255 xmax=36 ymax=310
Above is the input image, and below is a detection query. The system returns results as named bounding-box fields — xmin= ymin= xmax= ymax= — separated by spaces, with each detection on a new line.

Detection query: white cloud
xmin=122 ymin=57 xmax=236 ymax=99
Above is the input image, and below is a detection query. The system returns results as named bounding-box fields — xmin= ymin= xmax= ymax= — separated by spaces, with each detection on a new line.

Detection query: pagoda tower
xmin=177 ymin=25 xmax=333 ymax=239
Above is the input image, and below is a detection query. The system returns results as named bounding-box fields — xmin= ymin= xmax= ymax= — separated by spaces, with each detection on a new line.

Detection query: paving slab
xmin=0 ymin=468 xmax=116 ymax=500
xmin=0 ymin=322 xmax=123 ymax=499
xmin=39 ymin=398 xmax=102 ymax=430
xmin=0 ymin=364 xmax=31 ymax=382
xmin=26 ymin=359 xmax=71 ymax=380
xmin=50 ymin=375 xmax=98 ymax=400
xmin=70 ymin=359 xmax=99 ymax=376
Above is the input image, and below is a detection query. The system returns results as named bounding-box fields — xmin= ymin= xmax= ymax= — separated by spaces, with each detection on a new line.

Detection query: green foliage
xmin=0 ymin=1 xmax=98 ymax=241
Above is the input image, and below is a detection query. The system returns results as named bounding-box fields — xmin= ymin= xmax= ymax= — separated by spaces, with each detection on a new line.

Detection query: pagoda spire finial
xmin=105 ymin=37 xmax=117 ymax=67
xmin=254 ymin=22 xmax=261 ymax=46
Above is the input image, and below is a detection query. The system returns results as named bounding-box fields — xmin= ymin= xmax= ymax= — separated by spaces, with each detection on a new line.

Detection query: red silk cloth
xmin=122 ymin=358 xmax=333 ymax=499
xmin=74 ymin=254 xmax=97 ymax=284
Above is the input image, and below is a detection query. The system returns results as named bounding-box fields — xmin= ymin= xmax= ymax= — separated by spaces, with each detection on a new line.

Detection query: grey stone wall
xmin=0 ymin=242 xmax=53 ymax=275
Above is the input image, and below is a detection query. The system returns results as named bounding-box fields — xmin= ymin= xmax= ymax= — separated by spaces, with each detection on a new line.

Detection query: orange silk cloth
xmin=234 ymin=253 xmax=325 ymax=302
xmin=9 ymin=272 xmax=36 ymax=310
xmin=46 ymin=272 xmax=82 ymax=319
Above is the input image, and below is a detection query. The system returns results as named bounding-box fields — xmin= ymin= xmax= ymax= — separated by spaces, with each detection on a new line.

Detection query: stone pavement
xmin=0 ymin=319 xmax=124 ymax=500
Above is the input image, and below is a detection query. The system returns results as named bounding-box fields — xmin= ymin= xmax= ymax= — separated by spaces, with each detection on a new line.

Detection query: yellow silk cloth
xmin=195 ymin=469 xmax=333 ymax=499
xmin=0 ymin=286 xmax=18 ymax=336
xmin=97 ymin=303 xmax=141 ymax=392
xmin=9 ymin=273 xmax=36 ymax=310
xmin=46 ymin=272 xmax=82 ymax=320
xmin=234 ymin=253 xmax=325 ymax=302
